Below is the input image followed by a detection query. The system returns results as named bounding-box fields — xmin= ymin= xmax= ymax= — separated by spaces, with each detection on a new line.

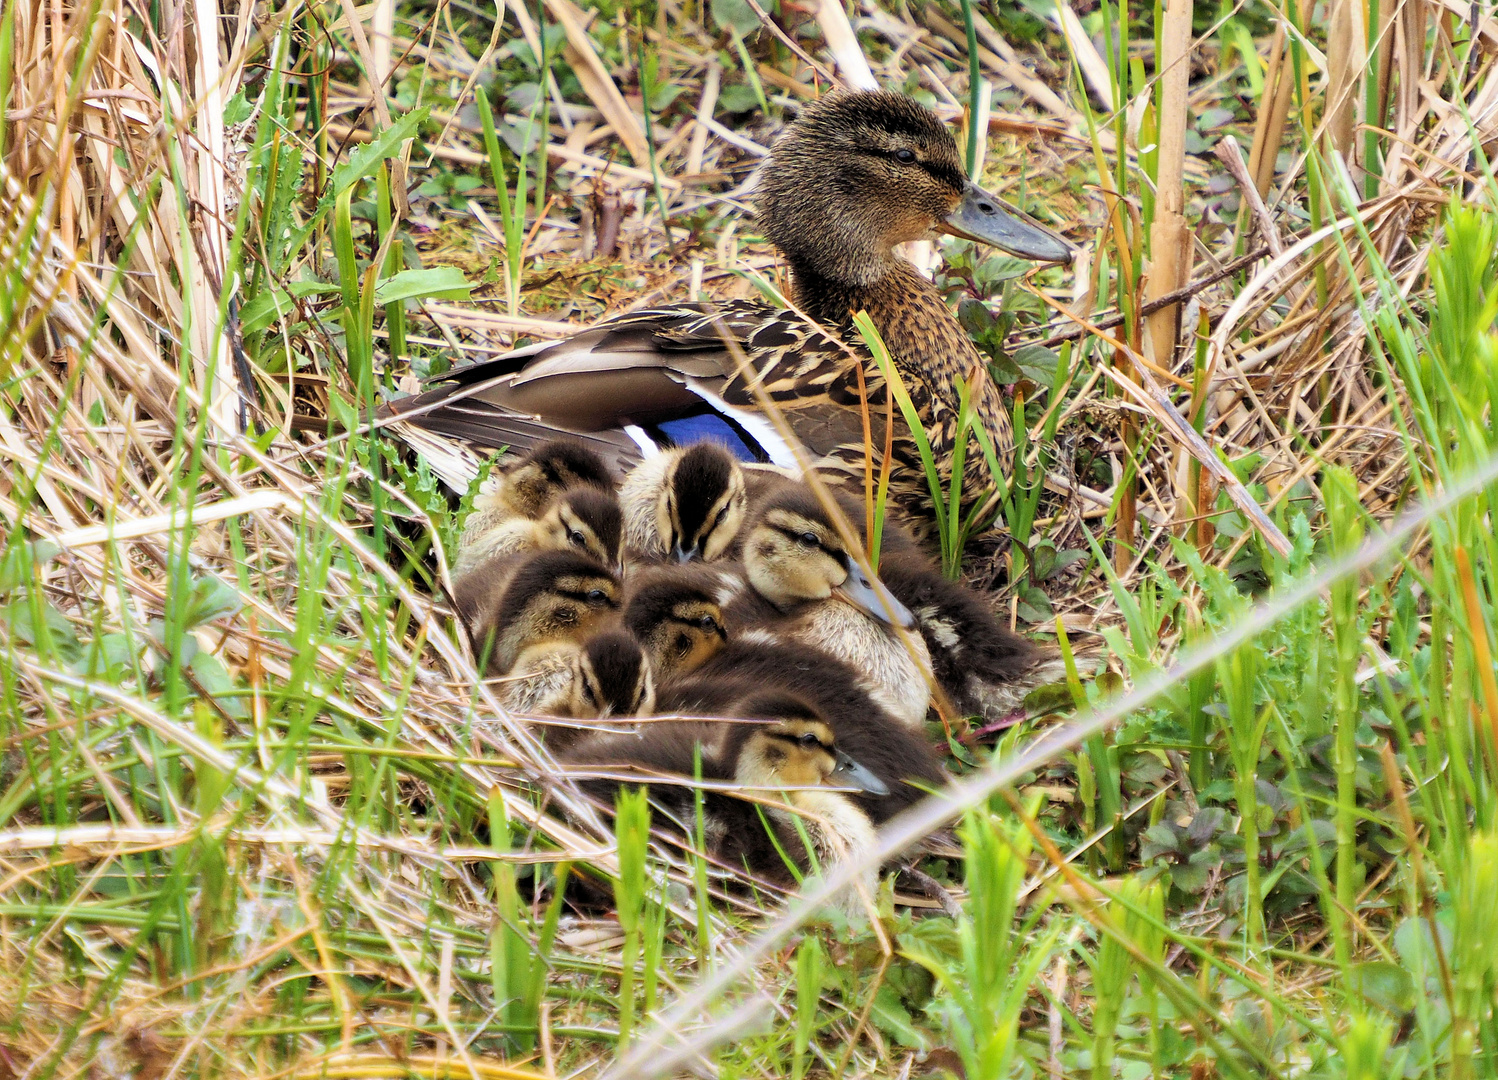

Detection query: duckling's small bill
xmin=831 ymin=749 xmax=891 ymax=795
xmin=834 ymin=554 xmax=917 ymax=629
xmin=940 ymin=182 xmax=1075 ymax=264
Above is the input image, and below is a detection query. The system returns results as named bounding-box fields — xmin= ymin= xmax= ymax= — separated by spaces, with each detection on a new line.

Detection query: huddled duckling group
xmin=450 ymin=437 xmax=1040 ymax=902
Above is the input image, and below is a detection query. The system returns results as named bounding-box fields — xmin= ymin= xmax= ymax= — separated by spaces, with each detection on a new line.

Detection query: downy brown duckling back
xmin=457 ymin=484 xmax=623 ymax=576
xmin=454 ymin=548 xmax=621 ymax=676
xmin=456 ymin=439 xmax=616 ymax=573
xmin=660 ymin=652 xmax=944 ymax=824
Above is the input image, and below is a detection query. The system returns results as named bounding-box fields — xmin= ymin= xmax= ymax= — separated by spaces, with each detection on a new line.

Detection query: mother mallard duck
xmin=384 ymin=90 xmax=1072 ymax=524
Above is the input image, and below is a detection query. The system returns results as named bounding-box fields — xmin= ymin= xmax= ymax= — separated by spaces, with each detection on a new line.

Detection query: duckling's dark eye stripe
xmin=770 ymin=524 xmax=835 ymax=556
xmin=557 ymin=589 xmax=619 ymax=607
xmin=768 ymin=732 xmax=832 ymax=752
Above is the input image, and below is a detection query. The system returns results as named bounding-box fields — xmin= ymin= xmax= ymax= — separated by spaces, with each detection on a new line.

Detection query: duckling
xmin=728 ymin=483 xmax=935 ymax=727
xmin=620 ymin=565 xmax=737 ymax=682
xmin=453 ymin=548 xmax=621 ymax=676
xmin=455 ymin=484 xmax=623 ymax=576
xmin=758 ymin=483 xmax=1045 ymax=722
xmin=564 ymin=689 xmax=886 ymax=907
xmin=455 ymin=439 xmax=616 ymax=573
xmin=383 ymin=91 xmax=1074 ymax=532
xmin=661 ymin=662 xmax=944 ymax=824
xmin=620 ymin=442 xmax=749 ymax=563
xmin=501 ymin=629 xmax=655 ymax=741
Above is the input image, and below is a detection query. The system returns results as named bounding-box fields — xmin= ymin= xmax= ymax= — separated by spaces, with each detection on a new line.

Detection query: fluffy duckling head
xmin=657 ymin=443 xmax=748 ymax=562
xmin=498 ymin=439 xmax=616 ymax=519
xmin=537 ymin=486 xmax=624 ymax=570
xmin=729 ymin=691 xmax=890 ymax=796
xmin=755 ymin=91 xmax=1073 ymax=293
xmin=571 ymin=629 xmax=656 ymax=718
xmin=742 ymin=487 xmax=915 ymax=628
xmin=474 ymin=549 xmax=622 ymax=675
xmin=622 ymin=567 xmax=732 ymax=681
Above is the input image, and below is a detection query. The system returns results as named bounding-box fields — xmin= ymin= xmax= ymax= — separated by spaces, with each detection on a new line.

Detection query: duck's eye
xmin=568 ymin=529 xmax=587 ymax=547
xmin=587 ymin=589 xmax=609 ymax=603
xmin=697 ymin=615 xmax=720 ymax=632
xmin=799 ymin=732 xmax=820 ymax=747
xmin=894 ymin=148 xmax=917 ymax=164
xmin=798 ymin=531 xmax=819 ymax=548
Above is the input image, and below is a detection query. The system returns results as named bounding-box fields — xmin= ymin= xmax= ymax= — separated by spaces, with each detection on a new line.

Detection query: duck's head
xmin=537 ymin=486 xmax=624 ymax=571
xmin=570 ymin=629 xmax=656 ymax=717
xmin=742 ymin=486 xmax=916 ymax=628
xmin=623 ymin=566 xmax=732 ymax=680
xmin=730 ymin=691 xmax=890 ymax=795
xmin=483 ymin=549 xmax=622 ymax=673
xmin=656 ymin=443 xmax=748 ymax=563
xmin=755 ymin=90 xmax=1073 ymax=289
xmin=500 ymin=438 xmax=616 ymax=518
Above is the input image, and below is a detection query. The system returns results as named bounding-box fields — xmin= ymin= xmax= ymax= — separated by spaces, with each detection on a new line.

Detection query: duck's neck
xmin=788 ymin=257 xmax=1014 ymax=466
xmin=791 ymin=258 xmax=983 ymax=387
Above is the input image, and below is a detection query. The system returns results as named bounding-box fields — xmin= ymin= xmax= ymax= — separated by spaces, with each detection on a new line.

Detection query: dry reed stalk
xmin=546 ymin=0 xmax=650 ymax=165
xmin=1322 ymin=0 xmax=1367 ymax=169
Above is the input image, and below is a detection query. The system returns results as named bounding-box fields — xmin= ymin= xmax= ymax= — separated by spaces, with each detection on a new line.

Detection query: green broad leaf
xmin=0 ymin=596 xmax=81 ymax=660
xmin=182 ymin=574 xmax=244 ymax=629
xmin=222 ymin=90 xmax=253 ymax=126
xmin=83 ymin=631 xmax=140 ymax=682
xmin=1140 ymin=824 xmax=1182 ymax=859
xmin=717 ymin=82 xmax=762 ymax=115
xmin=711 ymin=0 xmax=761 ymax=37
xmin=0 ymin=541 xmax=60 ymax=595
xmin=373 ymin=266 xmax=473 ymax=305
xmin=238 ymin=279 xmax=341 ymax=336
xmin=1350 ymin=961 xmax=1416 ymax=1015
xmin=1013 ymin=343 xmax=1060 ymax=384
xmin=1021 ymin=681 xmax=1073 ymax=714
xmin=868 ymin=983 xmax=928 ymax=1050
xmin=288 ymin=108 xmax=429 ymax=252
xmin=328 ymin=108 xmax=429 ymax=201
xmin=189 ymin=649 xmax=249 ymax=719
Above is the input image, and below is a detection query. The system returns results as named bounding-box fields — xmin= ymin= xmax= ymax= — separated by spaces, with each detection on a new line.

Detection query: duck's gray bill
xmin=672 ymin=541 xmax=697 ymax=564
xmin=941 ymin=182 xmax=1075 ymax=263
xmin=836 ymin=556 xmax=917 ymax=629
xmin=832 ymin=749 xmax=891 ymax=796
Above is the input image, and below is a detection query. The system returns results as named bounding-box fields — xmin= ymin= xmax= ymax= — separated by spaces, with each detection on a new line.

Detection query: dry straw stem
xmin=608 ymin=446 xmax=1498 ymax=1080
xmin=1144 ymin=0 xmax=1194 ymax=368
xmin=546 ymin=0 xmax=649 ymax=165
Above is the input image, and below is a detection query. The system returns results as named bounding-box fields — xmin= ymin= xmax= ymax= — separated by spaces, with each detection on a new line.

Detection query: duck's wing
xmin=379 ymin=301 xmax=876 ymax=490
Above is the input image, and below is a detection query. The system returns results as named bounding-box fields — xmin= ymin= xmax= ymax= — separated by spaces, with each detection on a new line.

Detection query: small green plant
xmin=791 ymin=934 xmax=823 ymax=1080
xmin=488 ymin=790 xmax=569 ymax=1053
xmin=1090 ymin=875 xmax=1165 ymax=1079
xmin=614 ymin=785 xmax=652 ymax=1048
xmin=906 ymin=808 xmax=1056 ymax=1077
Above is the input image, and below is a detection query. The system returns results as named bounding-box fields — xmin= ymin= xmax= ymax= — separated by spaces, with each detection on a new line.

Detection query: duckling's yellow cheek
xmin=656 ymin=491 xmax=678 ymax=546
